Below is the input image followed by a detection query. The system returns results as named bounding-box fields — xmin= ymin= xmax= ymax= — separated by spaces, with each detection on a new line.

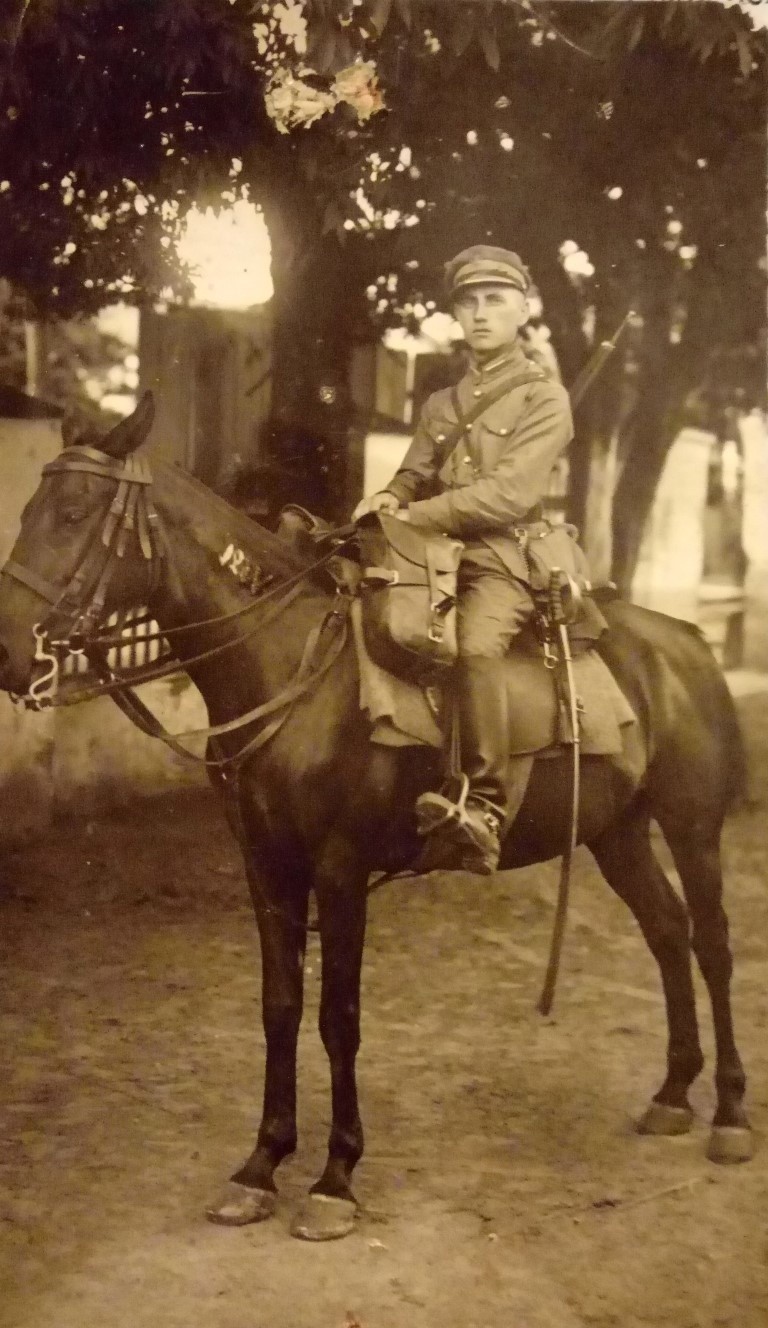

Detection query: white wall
xmin=740 ymin=410 xmax=768 ymax=670
xmin=631 ymin=426 xmax=715 ymax=622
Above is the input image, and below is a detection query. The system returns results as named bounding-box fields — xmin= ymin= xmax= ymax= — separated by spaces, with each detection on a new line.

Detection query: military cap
xmin=444 ymin=245 xmax=531 ymax=299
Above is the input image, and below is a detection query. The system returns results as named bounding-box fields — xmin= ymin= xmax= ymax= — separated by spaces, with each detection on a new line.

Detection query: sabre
xmin=535 ymin=309 xmax=635 ymax=1015
xmin=538 ymin=570 xmax=581 ymax=1017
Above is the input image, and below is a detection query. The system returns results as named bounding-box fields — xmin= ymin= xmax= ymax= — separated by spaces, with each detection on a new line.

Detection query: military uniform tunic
xmin=383 ymin=342 xmax=574 ymax=657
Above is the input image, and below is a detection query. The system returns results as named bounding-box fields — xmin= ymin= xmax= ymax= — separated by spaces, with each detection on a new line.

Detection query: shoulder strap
xmin=440 ymin=367 xmax=546 ymax=469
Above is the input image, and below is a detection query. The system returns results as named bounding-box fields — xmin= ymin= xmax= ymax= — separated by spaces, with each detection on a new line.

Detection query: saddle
xmin=275 ymin=506 xmax=637 ymax=761
xmin=349 ymin=600 xmax=635 ymax=758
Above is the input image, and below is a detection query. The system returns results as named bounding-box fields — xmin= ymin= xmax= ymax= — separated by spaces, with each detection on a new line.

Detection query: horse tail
xmin=718 ymin=670 xmax=749 ymax=812
xmin=673 ymin=621 xmax=748 ymax=816
xmin=600 ymin=603 xmax=749 ymax=824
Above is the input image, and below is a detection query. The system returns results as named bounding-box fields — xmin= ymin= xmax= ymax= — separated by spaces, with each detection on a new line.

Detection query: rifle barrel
xmin=567 ymin=310 xmax=635 ymax=410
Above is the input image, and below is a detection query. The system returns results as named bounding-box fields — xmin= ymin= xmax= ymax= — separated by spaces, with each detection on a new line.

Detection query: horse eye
xmin=61 ymin=508 xmax=89 ymax=526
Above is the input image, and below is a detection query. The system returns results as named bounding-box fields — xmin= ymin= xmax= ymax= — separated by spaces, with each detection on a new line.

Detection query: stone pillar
xmin=739 ymin=409 xmax=768 ymax=671
xmin=631 ymin=426 xmax=715 ymax=622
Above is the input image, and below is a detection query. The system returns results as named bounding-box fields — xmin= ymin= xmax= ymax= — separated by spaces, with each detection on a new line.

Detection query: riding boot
xmin=416 ymin=655 xmax=528 ymax=875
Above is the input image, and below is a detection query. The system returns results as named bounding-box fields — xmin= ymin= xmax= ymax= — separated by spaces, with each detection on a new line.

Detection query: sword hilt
xmin=548 ymin=568 xmax=565 ymax=626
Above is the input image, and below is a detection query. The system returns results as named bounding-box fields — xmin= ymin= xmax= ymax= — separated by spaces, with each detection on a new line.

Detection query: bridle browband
xmin=0 ymin=442 xmax=424 ymax=935
xmin=1 ymin=444 xmax=356 ymax=758
xmin=1 ymin=446 xmax=168 ymax=707
xmin=4 ymin=447 xmax=162 ymax=637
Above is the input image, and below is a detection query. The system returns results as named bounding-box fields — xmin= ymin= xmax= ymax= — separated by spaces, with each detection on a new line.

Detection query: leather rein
xmin=1 ymin=445 xmax=355 ymax=772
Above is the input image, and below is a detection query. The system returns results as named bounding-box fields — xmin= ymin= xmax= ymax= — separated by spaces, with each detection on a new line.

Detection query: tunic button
xmin=473 ymin=388 xmax=482 ymax=398
xmin=499 ymin=428 xmax=509 ymax=436
xmin=437 ymin=433 xmax=446 ymax=442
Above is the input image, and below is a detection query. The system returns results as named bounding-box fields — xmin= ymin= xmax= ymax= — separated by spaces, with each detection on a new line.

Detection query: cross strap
xmin=440 ymin=365 xmax=547 ymax=470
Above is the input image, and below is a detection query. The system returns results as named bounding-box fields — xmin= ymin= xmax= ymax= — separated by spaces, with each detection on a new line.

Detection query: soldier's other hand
xmin=352 ymin=491 xmax=400 ymax=521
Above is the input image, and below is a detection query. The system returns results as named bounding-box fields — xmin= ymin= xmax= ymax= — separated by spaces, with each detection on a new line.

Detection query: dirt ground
xmin=1 ymin=687 xmax=767 ymax=1328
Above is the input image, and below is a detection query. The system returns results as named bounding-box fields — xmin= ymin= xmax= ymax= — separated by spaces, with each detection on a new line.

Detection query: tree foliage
xmin=0 ymin=1 xmax=765 ymax=565
xmin=1 ymin=1 xmax=762 ymax=313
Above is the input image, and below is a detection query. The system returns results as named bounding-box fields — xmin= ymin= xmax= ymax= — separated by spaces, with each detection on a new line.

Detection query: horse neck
xmin=147 ymin=462 xmax=332 ymax=718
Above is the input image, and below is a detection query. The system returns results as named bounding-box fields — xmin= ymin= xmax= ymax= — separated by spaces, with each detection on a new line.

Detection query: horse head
xmin=0 ymin=392 xmax=157 ymax=701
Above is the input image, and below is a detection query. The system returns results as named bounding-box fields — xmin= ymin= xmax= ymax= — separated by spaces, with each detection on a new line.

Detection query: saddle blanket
xmin=350 ymin=600 xmax=636 ymax=757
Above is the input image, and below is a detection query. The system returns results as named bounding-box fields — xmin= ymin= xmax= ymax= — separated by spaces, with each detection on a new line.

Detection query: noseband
xmin=3 ymin=446 xmax=163 ymax=640
xmin=2 ymin=441 xmax=357 ymax=728
xmin=1 ymin=446 xmax=165 ymax=706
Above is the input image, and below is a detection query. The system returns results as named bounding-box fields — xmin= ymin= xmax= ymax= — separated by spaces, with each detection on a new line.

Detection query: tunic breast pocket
xmin=431 ymin=415 xmax=470 ymax=489
xmin=476 ymin=394 xmax=528 ymax=470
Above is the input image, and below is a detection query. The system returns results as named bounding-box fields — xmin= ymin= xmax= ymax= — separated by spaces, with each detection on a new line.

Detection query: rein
xmin=1 ymin=442 xmax=356 ymax=715
xmin=54 ymin=544 xmax=353 ymax=706
xmin=1 ymin=438 xmax=407 ymax=934
xmin=1 ymin=444 xmax=358 ymax=765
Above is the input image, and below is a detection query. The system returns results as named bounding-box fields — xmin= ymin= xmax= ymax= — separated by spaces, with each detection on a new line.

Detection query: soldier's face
xmin=452 ymin=284 xmax=528 ymax=358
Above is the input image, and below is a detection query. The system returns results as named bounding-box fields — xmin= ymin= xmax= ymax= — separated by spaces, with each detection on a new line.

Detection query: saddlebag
xmin=357 ymin=512 xmax=464 ymax=678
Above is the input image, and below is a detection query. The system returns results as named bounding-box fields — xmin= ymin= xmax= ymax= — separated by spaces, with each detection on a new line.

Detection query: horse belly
xmin=500 ymin=752 xmax=639 ymax=869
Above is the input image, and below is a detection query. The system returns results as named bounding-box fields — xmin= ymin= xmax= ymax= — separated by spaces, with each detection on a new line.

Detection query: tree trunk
xmin=610 ymin=246 xmax=685 ymax=596
xmin=261 ymin=190 xmax=359 ymax=524
xmin=535 ymin=251 xmax=630 ymax=580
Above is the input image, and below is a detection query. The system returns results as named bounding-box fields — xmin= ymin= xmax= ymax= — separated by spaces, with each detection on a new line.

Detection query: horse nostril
xmin=0 ymin=641 xmax=11 ymax=683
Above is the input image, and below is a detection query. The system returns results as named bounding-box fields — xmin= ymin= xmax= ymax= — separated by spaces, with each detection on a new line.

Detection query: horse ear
xmin=100 ymin=391 xmax=156 ymax=459
xmin=61 ymin=409 xmax=96 ymax=449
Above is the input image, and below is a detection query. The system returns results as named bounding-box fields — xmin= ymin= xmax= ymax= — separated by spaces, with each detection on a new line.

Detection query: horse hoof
xmin=290 ymin=1193 xmax=357 ymax=1242
xmin=706 ymin=1126 xmax=753 ymax=1165
xmin=205 ymin=1181 xmax=276 ymax=1226
xmin=637 ymin=1102 xmax=694 ymax=1137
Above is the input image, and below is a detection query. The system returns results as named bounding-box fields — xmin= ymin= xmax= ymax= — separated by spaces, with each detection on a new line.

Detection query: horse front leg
xmin=206 ymin=851 xmax=309 ymax=1226
xmin=290 ymin=836 xmax=368 ymax=1242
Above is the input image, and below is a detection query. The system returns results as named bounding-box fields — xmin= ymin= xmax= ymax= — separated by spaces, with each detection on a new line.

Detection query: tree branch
xmin=0 ymin=0 xmax=34 ymax=102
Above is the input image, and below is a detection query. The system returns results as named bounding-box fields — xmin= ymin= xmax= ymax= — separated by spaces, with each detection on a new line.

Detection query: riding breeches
xmin=456 ymin=545 xmax=534 ymax=658
xmin=454 ymin=546 xmax=535 ymax=822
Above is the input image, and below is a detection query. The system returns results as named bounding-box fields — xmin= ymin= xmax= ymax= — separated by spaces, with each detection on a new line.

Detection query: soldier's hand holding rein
xmin=352 ymin=491 xmax=401 ymax=521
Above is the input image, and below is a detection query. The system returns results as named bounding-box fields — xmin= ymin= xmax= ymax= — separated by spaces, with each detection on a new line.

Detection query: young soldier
xmin=353 ymin=245 xmax=574 ymax=874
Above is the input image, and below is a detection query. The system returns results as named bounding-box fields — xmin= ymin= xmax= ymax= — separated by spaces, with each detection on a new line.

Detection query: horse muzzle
xmin=0 ymin=624 xmax=61 ymax=709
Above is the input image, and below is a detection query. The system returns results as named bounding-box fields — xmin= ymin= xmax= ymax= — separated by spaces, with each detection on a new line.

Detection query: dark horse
xmin=0 ymin=396 xmax=752 ymax=1240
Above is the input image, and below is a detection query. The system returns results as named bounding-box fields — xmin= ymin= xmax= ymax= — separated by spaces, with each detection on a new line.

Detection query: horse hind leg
xmin=589 ymin=802 xmax=704 ymax=1136
xmin=656 ymin=816 xmax=752 ymax=1164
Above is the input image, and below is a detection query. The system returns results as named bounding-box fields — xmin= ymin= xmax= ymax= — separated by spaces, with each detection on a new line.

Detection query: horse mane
xmin=155 ymin=460 xmax=313 ymax=579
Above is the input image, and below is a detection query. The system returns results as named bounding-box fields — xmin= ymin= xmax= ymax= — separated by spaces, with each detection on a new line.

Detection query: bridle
xmin=0 ymin=443 xmax=450 ymax=941
xmin=1 ymin=441 xmax=379 ymax=935
xmin=3 ymin=446 xmax=164 ymax=707
xmin=0 ymin=444 xmax=356 ymax=765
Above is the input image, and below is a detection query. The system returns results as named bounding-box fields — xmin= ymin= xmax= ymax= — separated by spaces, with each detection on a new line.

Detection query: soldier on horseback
xmin=353 ymin=244 xmax=576 ymax=876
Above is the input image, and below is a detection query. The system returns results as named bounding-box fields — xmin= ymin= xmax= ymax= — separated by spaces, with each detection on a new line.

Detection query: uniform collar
xmin=468 ymin=341 xmax=528 ymax=384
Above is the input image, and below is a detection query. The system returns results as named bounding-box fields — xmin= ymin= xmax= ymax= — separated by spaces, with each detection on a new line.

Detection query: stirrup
xmin=415 ymin=774 xmax=472 ymax=837
xmin=414 ymin=776 xmax=503 ymax=876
